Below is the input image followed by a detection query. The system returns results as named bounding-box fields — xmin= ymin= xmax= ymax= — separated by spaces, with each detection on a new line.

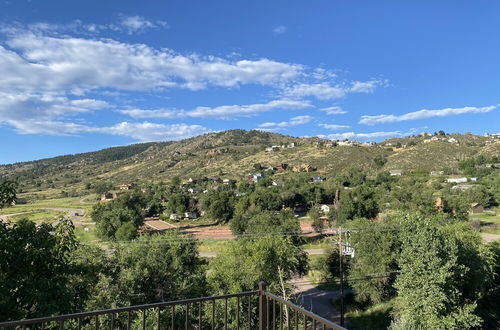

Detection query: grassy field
xmin=197 ymin=239 xmax=230 ymax=253
xmin=9 ymin=210 xmax=66 ymax=223
xmin=470 ymin=209 xmax=500 ymax=235
xmin=0 ymin=195 xmax=96 ymax=217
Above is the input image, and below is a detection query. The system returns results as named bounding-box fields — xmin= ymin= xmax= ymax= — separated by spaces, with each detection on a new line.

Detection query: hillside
xmin=1 ymin=130 xmax=499 ymax=197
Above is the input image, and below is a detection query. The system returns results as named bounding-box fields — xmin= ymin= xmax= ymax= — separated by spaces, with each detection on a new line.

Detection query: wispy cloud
xmin=318 ymin=131 xmax=406 ymax=141
xmin=119 ymin=99 xmax=312 ymax=120
xmin=258 ymin=115 xmax=313 ymax=131
xmin=273 ymin=25 xmax=287 ymax=35
xmin=320 ymin=106 xmax=347 ymax=115
xmin=283 ymin=79 xmax=387 ymax=100
xmin=318 ymin=123 xmax=350 ymax=130
xmin=118 ymin=15 xmax=168 ymax=34
xmin=359 ymin=104 xmax=498 ymax=125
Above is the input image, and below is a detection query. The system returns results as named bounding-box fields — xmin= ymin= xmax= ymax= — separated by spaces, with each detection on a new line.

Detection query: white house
xmin=320 ymin=204 xmax=334 ymax=214
xmin=447 ymin=178 xmax=468 ymax=183
xmin=272 ymin=181 xmax=285 ymax=186
xmin=390 ymin=170 xmax=403 ymax=176
xmin=430 ymin=171 xmax=444 ymax=175
xmin=170 ymin=213 xmax=181 ymax=221
xmin=184 ymin=212 xmax=198 ymax=220
xmin=448 ymin=138 xmax=458 ymax=144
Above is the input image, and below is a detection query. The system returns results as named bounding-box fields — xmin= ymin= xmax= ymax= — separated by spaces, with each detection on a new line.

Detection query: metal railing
xmin=0 ymin=282 xmax=346 ymax=330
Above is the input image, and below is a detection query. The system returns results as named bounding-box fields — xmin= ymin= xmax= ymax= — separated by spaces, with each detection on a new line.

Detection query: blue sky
xmin=1 ymin=0 xmax=499 ymax=164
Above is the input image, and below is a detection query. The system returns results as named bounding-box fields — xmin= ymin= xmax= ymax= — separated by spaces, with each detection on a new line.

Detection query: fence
xmin=0 ymin=282 xmax=346 ymax=330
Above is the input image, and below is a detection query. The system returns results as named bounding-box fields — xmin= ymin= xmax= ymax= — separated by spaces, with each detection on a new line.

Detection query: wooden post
xmin=259 ymin=281 xmax=268 ymax=330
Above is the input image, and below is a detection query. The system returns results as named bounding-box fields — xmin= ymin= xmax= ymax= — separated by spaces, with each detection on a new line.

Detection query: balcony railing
xmin=0 ymin=282 xmax=346 ymax=330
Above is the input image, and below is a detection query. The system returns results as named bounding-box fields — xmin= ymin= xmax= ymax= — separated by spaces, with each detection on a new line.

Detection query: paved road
xmin=199 ymin=248 xmax=325 ymax=258
xmin=291 ymin=276 xmax=341 ymax=324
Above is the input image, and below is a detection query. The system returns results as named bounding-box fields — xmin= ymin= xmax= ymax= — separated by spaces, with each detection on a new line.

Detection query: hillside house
xmin=184 ymin=212 xmax=199 ymax=220
xmin=390 ymin=169 xmax=403 ymax=176
xmin=265 ymin=145 xmax=280 ymax=152
xmin=431 ymin=171 xmax=444 ymax=175
xmin=188 ymin=187 xmax=201 ymax=194
xmin=272 ymin=180 xmax=285 ymax=186
xmin=12 ymin=198 xmax=27 ymax=205
xmin=100 ymin=193 xmax=118 ymax=201
xmin=252 ymin=173 xmax=264 ymax=182
xmin=288 ymin=142 xmax=296 ymax=148
xmin=276 ymin=163 xmax=288 ymax=172
xmin=312 ymin=176 xmax=324 ymax=183
xmin=169 ymin=213 xmax=181 ymax=221
xmin=119 ymin=183 xmax=133 ymax=190
xmin=222 ymin=179 xmax=231 ymax=185
xmin=448 ymin=138 xmax=458 ymax=144
xmin=447 ymin=178 xmax=468 ymax=183
xmin=320 ymin=204 xmax=334 ymax=214
xmin=451 ymin=184 xmax=475 ymax=191
xmin=469 ymin=203 xmax=485 ymax=214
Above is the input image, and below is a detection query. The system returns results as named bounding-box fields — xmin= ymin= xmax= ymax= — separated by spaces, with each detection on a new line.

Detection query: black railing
xmin=0 ymin=282 xmax=346 ymax=330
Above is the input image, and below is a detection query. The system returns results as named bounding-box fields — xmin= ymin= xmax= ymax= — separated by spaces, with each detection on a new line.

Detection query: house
xmin=288 ymin=142 xmax=296 ymax=148
xmin=320 ymin=204 xmax=334 ymax=214
xmin=12 ymin=198 xmax=27 ymax=205
xmin=170 ymin=213 xmax=181 ymax=221
xmin=447 ymin=178 xmax=468 ymax=183
xmin=451 ymin=184 xmax=475 ymax=191
xmin=272 ymin=181 xmax=285 ymax=186
xmin=222 ymin=179 xmax=231 ymax=185
xmin=419 ymin=132 xmax=432 ymax=137
xmin=448 ymin=138 xmax=458 ymax=144
xmin=265 ymin=145 xmax=280 ymax=152
xmin=470 ymin=177 xmax=478 ymax=182
xmin=430 ymin=136 xmax=439 ymax=141
xmin=119 ymin=183 xmax=133 ymax=190
xmin=188 ymin=187 xmax=201 ymax=194
xmin=361 ymin=141 xmax=376 ymax=147
xmin=423 ymin=139 xmax=432 ymax=143
xmin=276 ymin=163 xmax=288 ymax=172
xmin=389 ymin=170 xmax=403 ymax=176
xmin=430 ymin=171 xmax=444 ymax=175
xmin=469 ymin=203 xmax=485 ymax=214
xmin=100 ymin=193 xmax=118 ymax=201
xmin=184 ymin=212 xmax=198 ymax=220
xmin=312 ymin=176 xmax=324 ymax=183
xmin=252 ymin=173 xmax=264 ymax=182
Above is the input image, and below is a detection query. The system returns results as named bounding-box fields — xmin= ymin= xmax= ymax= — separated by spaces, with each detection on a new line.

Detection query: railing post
xmin=259 ymin=281 xmax=267 ymax=330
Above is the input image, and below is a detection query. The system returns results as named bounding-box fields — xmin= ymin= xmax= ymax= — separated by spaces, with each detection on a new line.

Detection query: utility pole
xmin=339 ymin=227 xmax=344 ymax=326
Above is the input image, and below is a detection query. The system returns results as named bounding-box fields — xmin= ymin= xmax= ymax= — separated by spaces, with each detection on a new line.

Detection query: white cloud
xmin=103 ymin=122 xmax=210 ymax=141
xmin=119 ymin=99 xmax=312 ymax=120
xmin=119 ymin=15 xmax=168 ymax=34
xmin=258 ymin=115 xmax=313 ymax=131
xmin=273 ymin=25 xmax=287 ymax=35
xmin=318 ymin=131 xmax=405 ymax=141
xmin=283 ymin=79 xmax=386 ymax=100
xmin=320 ymin=106 xmax=347 ymax=115
xmin=359 ymin=104 xmax=498 ymax=125
xmin=318 ymin=123 xmax=350 ymax=130
xmin=1 ymin=32 xmax=303 ymax=94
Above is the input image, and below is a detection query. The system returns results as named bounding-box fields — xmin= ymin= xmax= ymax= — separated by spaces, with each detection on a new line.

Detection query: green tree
xmin=208 ymin=236 xmax=308 ymax=295
xmin=92 ymin=181 xmax=113 ymax=195
xmin=0 ymin=218 xmax=79 ymax=321
xmin=391 ymin=214 xmax=481 ymax=329
xmin=202 ymin=190 xmax=235 ymax=223
xmin=0 ymin=179 xmax=17 ymax=208
xmin=86 ymin=232 xmax=206 ymax=309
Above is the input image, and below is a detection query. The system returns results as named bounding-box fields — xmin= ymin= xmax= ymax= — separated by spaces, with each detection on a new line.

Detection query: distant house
xmin=119 ymin=183 xmax=133 ymax=190
xmin=170 ymin=213 xmax=181 ymax=221
xmin=252 ymin=173 xmax=264 ymax=182
xmin=430 ymin=171 xmax=444 ymax=175
xmin=272 ymin=181 xmax=285 ymax=186
xmin=222 ymin=179 xmax=231 ymax=185
xmin=470 ymin=177 xmax=478 ymax=182
xmin=12 ymin=198 xmax=27 ymax=205
xmin=423 ymin=139 xmax=432 ymax=143
xmin=389 ymin=170 xmax=402 ymax=176
xmin=100 ymin=193 xmax=118 ymax=201
xmin=469 ymin=203 xmax=485 ymax=214
xmin=188 ymin=187 xmax=201 ymax=194
xmin=312 ymin=176 xmax=324 ymax=183
xmin=320 ymin=204 xmax=334 ymax=214
xmin=288 ymin=142 xmax=296 ymax=148
xmin=448 ymin=138 xmax=458 ymax=144
xmin=447 ymin=178 xmax=468 ymax=183
xmin=451 ymin=184 xmax=475 ymax=191
xmin=265 ymin=145 xmax=280 ymax=152
xmin=276 ymin=163 xmax=288 ymax=172
xmin=184 ymin=212 xmax=198 ymax=220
